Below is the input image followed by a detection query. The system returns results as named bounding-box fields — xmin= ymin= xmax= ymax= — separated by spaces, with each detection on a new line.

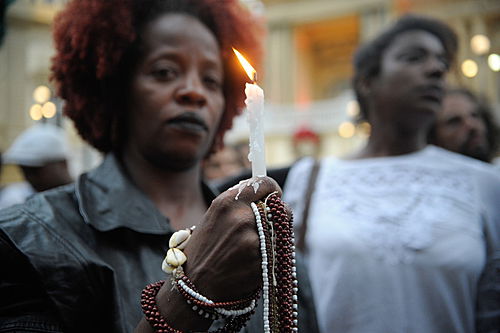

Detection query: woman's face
xmin=127 ymin=13 xmax=225 ymax=171
xmin=368 ymin=30 xmax=448 ymax=124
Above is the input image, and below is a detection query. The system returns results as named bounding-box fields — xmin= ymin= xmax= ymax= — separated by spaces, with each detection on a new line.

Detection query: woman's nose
xmin=426 ymin=56 xmax=446 ymax=79
xmin=175 ymin=72 xmax=207 ymax=107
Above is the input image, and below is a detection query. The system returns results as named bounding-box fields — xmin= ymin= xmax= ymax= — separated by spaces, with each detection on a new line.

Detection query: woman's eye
xmin=446 ymin=117 xmax=461 ymax=126
xmin=152 ymin=67 xmax=176 ymax=81
xmin=471 ymin=111 xmax=481 ymax=119
xmin=404 ymin=53 xmax=423 ymax=62
xmin=204 ymin=76 xmax=222 ymax=90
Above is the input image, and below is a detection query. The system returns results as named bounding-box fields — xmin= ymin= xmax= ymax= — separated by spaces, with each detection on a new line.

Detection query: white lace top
xmin=283 ymin=145 xmax=500 ymax=333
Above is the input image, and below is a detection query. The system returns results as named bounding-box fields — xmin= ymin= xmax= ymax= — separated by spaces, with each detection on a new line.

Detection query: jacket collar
xmin=75 ymin=154 xmax=217 ymax=234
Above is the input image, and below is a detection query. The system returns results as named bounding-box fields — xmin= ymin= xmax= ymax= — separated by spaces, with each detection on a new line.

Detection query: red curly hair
xmin=51 ymin=0 xmax=265 ymax=153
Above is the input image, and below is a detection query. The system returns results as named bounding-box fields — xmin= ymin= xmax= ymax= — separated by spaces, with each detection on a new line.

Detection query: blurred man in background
xmin=429 ymin=87 xmax=499 ymax=163
xmin=0 ymin=153 xmax=27 ymax=209
xmin=0 ymin=123 xmax=73 ymax=209
xmin=292 ymin=125 xmax=321 ymax=161
xmin=202 ymin=144 xmax=247 ymax=184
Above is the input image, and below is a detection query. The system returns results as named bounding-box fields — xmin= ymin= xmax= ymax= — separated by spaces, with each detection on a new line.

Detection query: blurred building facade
xmin=1 ymin=0 xmax=499 ymax=183
xmin=0 ymin=0 xmax=100 ymax=183
xmin=252 ymin=0 xmax=500 ymax=166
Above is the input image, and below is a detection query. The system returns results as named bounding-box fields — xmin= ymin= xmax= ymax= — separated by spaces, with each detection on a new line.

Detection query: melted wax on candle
xmin=230 ymin=177 xmax=265 ymax=200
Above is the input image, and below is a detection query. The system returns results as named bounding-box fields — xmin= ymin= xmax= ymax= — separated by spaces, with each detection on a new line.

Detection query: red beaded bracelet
xmin=141 ymin=280 xmax=184 ymax=333
xmin=141 ymin=280 xmax=256 ymax=333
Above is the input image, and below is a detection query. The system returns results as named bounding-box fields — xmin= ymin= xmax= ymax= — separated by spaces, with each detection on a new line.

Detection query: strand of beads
xmin=174 ymin=272 xmax=259 ymax=319
xmin=266 ymin=193 xmax=298 ymax=332
xmin=251 ymin=201 xmax=271 ymax=331
xmin=252 ymin=192 xmax=298 ymax=333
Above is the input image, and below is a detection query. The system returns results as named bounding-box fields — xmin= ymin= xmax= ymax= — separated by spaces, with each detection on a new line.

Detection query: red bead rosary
xmin=253 ymin=192 xmax=298 ymax=333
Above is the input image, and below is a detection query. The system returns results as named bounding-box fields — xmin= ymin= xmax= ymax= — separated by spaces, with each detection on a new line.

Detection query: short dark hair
xmin=352 ymin=14 xmax=458 ymax=122
xmin=51 ymin=0 xmax=264 ymax=153
xmin=428 ymin=87 xmax=500 ymax=162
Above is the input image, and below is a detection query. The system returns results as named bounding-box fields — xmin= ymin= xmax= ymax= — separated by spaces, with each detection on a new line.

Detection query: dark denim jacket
xmin=0 ymin=154 xmax=319 ymax=333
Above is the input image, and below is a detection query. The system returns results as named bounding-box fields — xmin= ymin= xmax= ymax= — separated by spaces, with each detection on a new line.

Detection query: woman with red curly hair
xmin=0 ymin=0 xmax=319 ymax=332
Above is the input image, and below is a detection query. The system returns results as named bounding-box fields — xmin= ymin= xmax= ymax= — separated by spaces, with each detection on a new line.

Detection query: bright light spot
xmin=29 ymin=104 xmax=43 ymax=121
xmin=33 ymin=85 xmax=51 ymax=104
xmin=338 ymin=122 xmax=355 ymax=138
xmin=488 ymin=53 xmax=500 ymax=72
xmin=461 ymin=59 xmax=478 ymax=78
xmin=358 ymin=121 xmax=371 ymax=137
xmin=41 ymin=101 xmax=57 ymax=118
xmin=470 ymin=34 xmax=490 ymax=55
xmin=346 ymin=100 xmax=360 ymax=117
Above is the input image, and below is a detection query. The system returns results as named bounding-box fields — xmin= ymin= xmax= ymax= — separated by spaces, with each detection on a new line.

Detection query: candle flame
xmin=233 ymin=48 xmax=257 ymax=82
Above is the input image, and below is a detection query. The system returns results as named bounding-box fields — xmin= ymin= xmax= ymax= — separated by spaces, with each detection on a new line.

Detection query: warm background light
xmin=357 ymin=121 xmax=371 ymax=137
xmin=338 ymin=121 xmax=355 ymax=138
xmin=461 ymin=59 xmax=478 ymax=78
xmin=29 ymin=104 xmax=43 ymax=121
xmin=346 ymin=100 xmax=360 ymax=117
xmin=488 ymin=53 xmax=500 ymax=72
xmin=33 ymin=85 xmax=51 ymax=104
xmin=41 ymin=101 xmax=57 ymax=118
xmin=470 ymin=34 xmax=490 ymax=55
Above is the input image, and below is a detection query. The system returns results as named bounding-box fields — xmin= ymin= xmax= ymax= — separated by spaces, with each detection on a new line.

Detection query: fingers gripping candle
xmin=233 ymin=48 xmax=267 ymax=179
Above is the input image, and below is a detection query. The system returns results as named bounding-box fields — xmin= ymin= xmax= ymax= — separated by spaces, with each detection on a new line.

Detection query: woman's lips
xmin=167 ymin=112 xmax=208 ymax=133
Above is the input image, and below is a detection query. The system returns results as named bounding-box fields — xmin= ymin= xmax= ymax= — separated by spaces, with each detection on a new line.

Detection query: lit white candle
xmin=233 ymin=48 xmax=267 ymax=178
xmin=244 ymin=82 xmax=266 ymax=177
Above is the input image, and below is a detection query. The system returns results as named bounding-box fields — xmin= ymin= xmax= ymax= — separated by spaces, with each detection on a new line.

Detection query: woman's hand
xmin=185 ymin=176 xmax=282 ymax=300
xmin=146 ymin=176 xmax=283 ymax=332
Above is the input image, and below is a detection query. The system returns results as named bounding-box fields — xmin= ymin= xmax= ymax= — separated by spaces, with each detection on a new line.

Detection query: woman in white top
xmin=284 ymin=15 xmax=500 ymax=333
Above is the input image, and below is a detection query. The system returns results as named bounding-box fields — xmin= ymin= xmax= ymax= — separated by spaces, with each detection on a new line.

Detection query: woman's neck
xmin=121 ymin=150 xmax=208 ymax=230
xmin=350 ymin=122 xmax=429 ymax=159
